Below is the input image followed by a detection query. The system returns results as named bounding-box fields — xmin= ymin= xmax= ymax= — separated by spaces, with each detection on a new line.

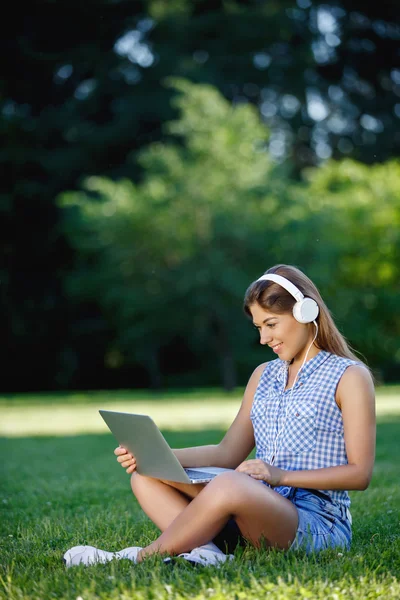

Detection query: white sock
xmin=116 ymin=546 xmax=142 ymax=562
xmin=197 ymin=542 xmax=225 ymax=555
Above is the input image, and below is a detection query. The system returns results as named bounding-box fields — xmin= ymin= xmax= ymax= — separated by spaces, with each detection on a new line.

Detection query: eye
xmin=267 ymin=323 xmax=276 ymax=329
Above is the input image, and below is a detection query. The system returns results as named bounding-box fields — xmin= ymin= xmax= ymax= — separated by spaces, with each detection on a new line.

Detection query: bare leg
xmin=130 ymin=472 xmax=205 ymax=532
xmin=137 ymin=471 xmax=299 ymax=561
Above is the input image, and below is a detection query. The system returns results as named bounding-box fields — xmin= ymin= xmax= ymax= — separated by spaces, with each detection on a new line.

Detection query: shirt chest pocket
xmin=281 ymin=401 xmax=317 ymax=454
xmin=250 ymin=400 xmax=266 ymax=422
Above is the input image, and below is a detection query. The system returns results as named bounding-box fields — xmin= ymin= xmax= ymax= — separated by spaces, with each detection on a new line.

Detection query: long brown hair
xmin=244 ymin=264 xmax=363 ymax=363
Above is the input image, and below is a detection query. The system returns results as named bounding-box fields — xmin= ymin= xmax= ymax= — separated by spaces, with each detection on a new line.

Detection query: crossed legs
xmin=130 ymin=471 xmax=299 ymax=561
xmin=130 ymin=472 xmax=204 ymax=532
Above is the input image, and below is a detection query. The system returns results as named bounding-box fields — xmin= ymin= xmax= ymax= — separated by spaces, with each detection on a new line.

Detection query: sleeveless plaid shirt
xmin=251 ymin=350 xmax=359 ymax=507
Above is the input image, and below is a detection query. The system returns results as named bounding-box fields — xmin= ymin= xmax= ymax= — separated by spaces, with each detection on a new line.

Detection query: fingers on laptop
xmin=114 ymin=447 xmax=136 ymax=473
xmin=115 ymin=448 xmax=133 ymax=462
xmin=114 ymin=446 xmax=127 ymax=456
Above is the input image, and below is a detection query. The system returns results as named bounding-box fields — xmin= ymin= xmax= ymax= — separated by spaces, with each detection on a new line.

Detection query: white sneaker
xmin=63 ymin=545 xmax=116 ymax=567
xmin=165 ymin=545 xmax=234 ymax=567
xmin=63 ymin=545 xmax=142 ymax=567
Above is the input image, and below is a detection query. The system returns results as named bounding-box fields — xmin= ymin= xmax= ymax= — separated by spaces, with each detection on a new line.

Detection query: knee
xmin=204 ymin=471 xmax=249 ymax=510
xmin=130 ymin=471 xmax=149 ymax=495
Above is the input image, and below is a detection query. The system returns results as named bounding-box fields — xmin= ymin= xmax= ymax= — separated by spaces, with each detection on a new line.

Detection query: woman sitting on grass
xmin=64 ymin=264 xmax=376 ymax=567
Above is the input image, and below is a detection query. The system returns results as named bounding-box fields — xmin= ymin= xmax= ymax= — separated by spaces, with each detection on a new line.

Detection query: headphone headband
xmin=256 ymin=274 xmax=304 ymax=303
xmin=256 ymin=273 xmax=319 ymax=324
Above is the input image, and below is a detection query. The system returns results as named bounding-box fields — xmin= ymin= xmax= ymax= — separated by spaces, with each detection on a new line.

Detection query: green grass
xmin=1 ymin=388 xmax=400 ymax=599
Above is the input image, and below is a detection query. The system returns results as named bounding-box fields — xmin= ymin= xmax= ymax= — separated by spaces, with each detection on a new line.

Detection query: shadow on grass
xmin=0 ymin=388 xmax=242 ymax=408
xmin=1 ymin=415 xmax=399 ymax=494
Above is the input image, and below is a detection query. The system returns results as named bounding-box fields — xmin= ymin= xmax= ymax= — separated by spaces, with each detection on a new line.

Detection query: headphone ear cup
xmin=293 ymin=298 xmax=319 ymax=323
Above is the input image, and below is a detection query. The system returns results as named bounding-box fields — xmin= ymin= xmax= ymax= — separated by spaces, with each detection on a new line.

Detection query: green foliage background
xmin=1 ymin=0 xmax=399 ymax=391
xmin=58 ymin=80 xmax=400 ymax=389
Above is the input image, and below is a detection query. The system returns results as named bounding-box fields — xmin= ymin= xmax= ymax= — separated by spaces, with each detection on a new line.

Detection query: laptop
xmin=99 ymin=409 xmax=233 ymax=484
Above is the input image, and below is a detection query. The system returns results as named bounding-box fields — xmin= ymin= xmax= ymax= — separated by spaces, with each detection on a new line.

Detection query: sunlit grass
xmin=0 ymin=393 xmax=241 ymax=437
xmin=1 ymin=386 xmax=399 ymax=437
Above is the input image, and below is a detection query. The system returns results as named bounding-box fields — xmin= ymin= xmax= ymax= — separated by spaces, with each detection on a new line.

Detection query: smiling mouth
xmin=271 ymin=343 xmax=283 ymax=352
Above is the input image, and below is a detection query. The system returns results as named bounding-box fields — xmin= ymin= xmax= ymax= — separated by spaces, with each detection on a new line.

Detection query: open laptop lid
xmin=99 ymin=410 xmax=191 ymax=484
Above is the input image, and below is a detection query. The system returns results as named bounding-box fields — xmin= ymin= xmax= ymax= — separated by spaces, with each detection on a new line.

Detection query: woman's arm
xmin=237 ymin=364 xmax=376 ymax=490
xmin=173 ymin=363 xmax=267 ymax=469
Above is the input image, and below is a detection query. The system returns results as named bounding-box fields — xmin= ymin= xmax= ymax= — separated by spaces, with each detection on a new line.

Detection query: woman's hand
xmin=236 ymin=459 xmax=284 ymax=487
xmin=114 ymin=446 xmax=137 ymax=474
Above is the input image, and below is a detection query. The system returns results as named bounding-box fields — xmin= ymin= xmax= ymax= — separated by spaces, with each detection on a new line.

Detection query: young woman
xmin=64 ymin=264 xmax=376 ymax=567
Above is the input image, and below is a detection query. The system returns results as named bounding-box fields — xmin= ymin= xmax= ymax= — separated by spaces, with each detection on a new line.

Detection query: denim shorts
xmin=286 ymin=487 xmax=352 ymax=554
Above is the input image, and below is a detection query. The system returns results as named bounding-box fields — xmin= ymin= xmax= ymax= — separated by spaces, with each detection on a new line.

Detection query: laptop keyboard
xmin=185 ymin=469 xmax=217 ymax=480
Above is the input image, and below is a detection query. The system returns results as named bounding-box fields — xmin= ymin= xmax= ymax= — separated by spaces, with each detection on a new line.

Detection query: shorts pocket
xmin=281 ymin=401 xmax=317 ymax=454
xmin=291 ymin=490 xmax=352 ymax=553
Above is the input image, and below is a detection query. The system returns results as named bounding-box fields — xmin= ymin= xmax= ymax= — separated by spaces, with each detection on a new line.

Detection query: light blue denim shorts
xmin=283 ymin=487 xmax=352 ymax=554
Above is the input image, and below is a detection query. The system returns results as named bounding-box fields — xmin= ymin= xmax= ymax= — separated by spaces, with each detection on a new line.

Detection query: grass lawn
xmin=1 ymin=386 xmax=399 ymax=599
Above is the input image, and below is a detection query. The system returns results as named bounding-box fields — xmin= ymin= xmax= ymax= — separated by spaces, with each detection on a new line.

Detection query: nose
xmin=260 ymin=328 xmax=273 ymax=346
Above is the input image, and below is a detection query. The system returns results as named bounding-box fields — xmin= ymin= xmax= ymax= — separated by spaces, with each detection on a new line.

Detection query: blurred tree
xmin=59 ymin=79 xmax=283 ymax=389
xmin=59 ymin=80 xmax=400 ymax=387
xmin=143 ymin=0 xmax=400 ymax=167
xmin=302 ymin=158 xmax=400 ymax=379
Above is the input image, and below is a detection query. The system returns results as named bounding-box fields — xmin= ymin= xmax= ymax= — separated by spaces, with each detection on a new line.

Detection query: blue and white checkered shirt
xmin=251 ymin=351 xmax=359 ymax=507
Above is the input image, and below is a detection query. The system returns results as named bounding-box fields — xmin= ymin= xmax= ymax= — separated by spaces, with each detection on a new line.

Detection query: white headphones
xmin=256 ymin=273 xmax=319 ymax=324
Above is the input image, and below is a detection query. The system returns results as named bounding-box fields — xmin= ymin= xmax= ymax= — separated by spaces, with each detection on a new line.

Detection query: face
xmin=249 ymin=303 xmax=316 ymax=364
